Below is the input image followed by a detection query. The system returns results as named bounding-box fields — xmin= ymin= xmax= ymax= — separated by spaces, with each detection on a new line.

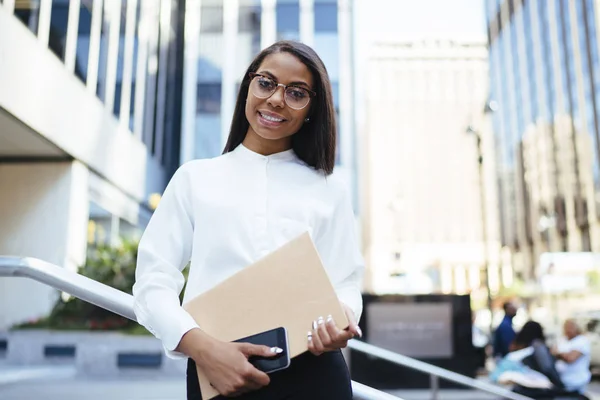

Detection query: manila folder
xmin=183 ymin=232 xmax=348 ymax=399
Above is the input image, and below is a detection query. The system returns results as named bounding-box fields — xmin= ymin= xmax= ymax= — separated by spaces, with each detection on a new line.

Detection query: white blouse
xmin=132 ymin=144 xmax=364 ymax=358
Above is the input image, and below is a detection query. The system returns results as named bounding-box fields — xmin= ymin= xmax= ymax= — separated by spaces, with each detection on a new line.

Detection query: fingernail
xmin=357 ymin=327 xmax=363 ymax=338
xmin=312 ymin=320 xmax=317 ymax=330
xmin=326 ymin=315 xmax=333 ymax=324
xmin=307 ymin=331 xmax=313 ymax=341
xmin=271 ymin=347 xmax=283 ymax=354
xmin=317 ymin=316 xmax=324 ymax=325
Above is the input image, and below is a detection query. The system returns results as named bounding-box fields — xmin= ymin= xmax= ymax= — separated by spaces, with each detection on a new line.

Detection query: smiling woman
xmin=133 ymin=40 xmax=363 ymax=400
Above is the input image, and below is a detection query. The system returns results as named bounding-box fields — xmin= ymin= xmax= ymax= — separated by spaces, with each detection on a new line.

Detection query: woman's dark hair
xmin=222 ymin=41 xmax=337 ymax=175
xmin=514 ymin=321 xmax=546 ymax=349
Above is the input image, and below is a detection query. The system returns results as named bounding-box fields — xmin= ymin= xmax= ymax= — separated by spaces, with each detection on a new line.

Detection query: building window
xmin=314 ymin=3 xmax=337 ymax=33
xmin=276 ymin=2 xmax=300 ymax=41
xmin=14 ymin=0 xmax=41 ymax=35
xmin=201 ymin=5 xmax=223 ymax=33
xmin=197 ymin=83 xmax=222 ymax=114
xmin=96 ymin=4 xmax=110 ymax=102
xmin=113 ymin=0 xmax=129 ymax=119
xmin=75 ymin=2 xmax=93 ymax=83
xmin=238 ymin=5 xmax=261 ymax=56
xmin=238 ymin=5 xmax=261 ymax=33
xmin=49 ymin=1 xmax=69 ymax=62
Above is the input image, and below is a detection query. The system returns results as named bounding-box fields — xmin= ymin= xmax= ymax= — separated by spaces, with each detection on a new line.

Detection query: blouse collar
xmin=233 ymin=143 xmax=297 ymax=162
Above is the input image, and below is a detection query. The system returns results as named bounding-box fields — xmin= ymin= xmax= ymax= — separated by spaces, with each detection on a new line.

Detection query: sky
xmin=357 ymin=0 xmax=487 ymax=41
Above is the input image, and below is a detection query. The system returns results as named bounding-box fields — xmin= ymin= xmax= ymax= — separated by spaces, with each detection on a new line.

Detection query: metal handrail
xmin=0 ymin=256 xmax=401 ymax=400
xmin=348 ymin=335 xmax=533 ymax=400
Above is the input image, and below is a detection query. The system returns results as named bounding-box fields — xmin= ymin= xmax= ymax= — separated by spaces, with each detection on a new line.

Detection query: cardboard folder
xmin=183 ymin=232 xmax=348 ymax=399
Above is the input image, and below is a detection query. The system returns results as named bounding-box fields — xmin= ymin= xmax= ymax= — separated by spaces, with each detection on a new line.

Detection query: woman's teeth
xmin=260 ymin=112 xmax=283 ymax=122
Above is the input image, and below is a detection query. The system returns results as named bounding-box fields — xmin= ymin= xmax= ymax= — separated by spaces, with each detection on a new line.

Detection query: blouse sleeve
xmin=132 ymin=164 xmax=200 ymax=359
xmin=316 ymin=182 xmax=365 ymax=322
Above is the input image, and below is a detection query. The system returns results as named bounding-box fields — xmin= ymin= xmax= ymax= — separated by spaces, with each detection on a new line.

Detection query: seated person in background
xmin=490 ymin=320 xmax=548 ymax=385
xmin=509 ymin=320 xmax=546 ymax=354
xmin=552 ymin=319 xmax=592 ymax=394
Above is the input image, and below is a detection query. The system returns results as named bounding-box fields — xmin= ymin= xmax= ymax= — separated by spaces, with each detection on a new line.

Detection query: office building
xmin=0 ymin=0 xmax=185 ymax=329
xmin=361 ymin=38 xmax=503 ymax=298
xmin=487 ymin=0 xmax=600 ymax=279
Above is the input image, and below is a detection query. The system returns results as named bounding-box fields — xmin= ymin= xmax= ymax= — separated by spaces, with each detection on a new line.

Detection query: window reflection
xmin=238 ymin=4 xmax=261 ymax=57
xmin=75 ymin=2 xmax=93 ymax=83
xmin=96 ymin=2 xmax=111 ymax=102
xmin=197 ymin=83 xmax=222 ymax=114
xmin=14 ymin=0 xmax=40 ymax=35
xmin=314 ymin=3 xmax=337 ymax=33
xmin=49 ymin=0 xmax=69 ymax=62
xmin=113 ymin=1 xmax=129 ymax=119
xmin=196 ymin=0 xmax=225 ymax=160
xmin=276 ymin=2 xmax=299 ymax=41
xmin=200 ymin=3 xmax=223 ymax=33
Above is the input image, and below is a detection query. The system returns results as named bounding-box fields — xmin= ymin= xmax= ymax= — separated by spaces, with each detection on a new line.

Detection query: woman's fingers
xmin=308 ymin=323 xmax=324 ymax=355
xmin=325 ymin=315 xmax=353 ymax=345
xmin=307 ymin=315 xmax=355 ymax=355
xmin=341 ymin=303 xmax=363 ymax=338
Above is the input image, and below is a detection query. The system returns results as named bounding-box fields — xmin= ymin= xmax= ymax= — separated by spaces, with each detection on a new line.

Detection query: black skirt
xmin=186 ymin=350 xmax=353 ymax=400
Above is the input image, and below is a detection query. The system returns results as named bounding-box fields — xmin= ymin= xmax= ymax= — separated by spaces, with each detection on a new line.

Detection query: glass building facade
xmin=487 ymin=0 xmax=600 ymax=276
xmin=3 ymin=0 xmax=187 ymax=241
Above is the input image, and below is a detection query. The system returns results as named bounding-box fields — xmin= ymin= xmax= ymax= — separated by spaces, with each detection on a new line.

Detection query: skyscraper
xmin=361 ymin=38 xmax=498 ymax=296
xmin=0 ymin=0 xmax=185 ymax=328
xmin=487 ymin=0 xmax=600 ymax=279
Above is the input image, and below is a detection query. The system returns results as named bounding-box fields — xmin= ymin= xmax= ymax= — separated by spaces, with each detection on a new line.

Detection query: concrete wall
xmin=0 ymin=162 xmax=89 ymax=329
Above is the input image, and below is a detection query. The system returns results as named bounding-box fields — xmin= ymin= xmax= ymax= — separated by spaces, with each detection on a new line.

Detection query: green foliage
xmin=13 ymin=239 xmax=192 ymax=334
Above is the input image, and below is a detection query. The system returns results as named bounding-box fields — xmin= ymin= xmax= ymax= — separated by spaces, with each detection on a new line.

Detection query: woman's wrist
xmin=176 ymin=327 xmax=216 ymax=362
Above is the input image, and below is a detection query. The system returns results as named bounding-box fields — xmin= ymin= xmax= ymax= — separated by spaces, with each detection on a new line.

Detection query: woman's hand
xmin=307 ymin=303 xmax=362 ymax=356
xmin=178 ymin=328 xmax=281 ymax=397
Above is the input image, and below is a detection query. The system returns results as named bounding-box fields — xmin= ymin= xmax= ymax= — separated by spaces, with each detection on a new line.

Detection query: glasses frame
xmin=248 ymin=72 xmax=316 ymax=110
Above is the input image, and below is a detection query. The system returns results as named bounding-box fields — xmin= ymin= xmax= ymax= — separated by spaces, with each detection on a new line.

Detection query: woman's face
xmin=245 ymin=52 xmax=314 ymax=146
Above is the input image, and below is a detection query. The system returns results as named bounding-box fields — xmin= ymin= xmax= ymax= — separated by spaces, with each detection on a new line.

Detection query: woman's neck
xmin=242 ymin=129 xmax=292 ymax=156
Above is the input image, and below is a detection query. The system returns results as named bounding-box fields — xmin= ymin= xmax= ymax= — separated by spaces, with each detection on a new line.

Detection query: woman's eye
xmin=258 ymin=78 xmax=275 ymax=89
xmin=288 ymin=88 xmax=307 ymax=99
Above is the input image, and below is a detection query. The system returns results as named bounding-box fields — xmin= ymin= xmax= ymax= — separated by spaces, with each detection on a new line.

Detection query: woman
xmin=510 ymin=320 xmax=546 ymax=353
xmin=132 ymin=41 xmax=364 ymax=400
xmin=490 ymin=320 xmax=547 ymax=383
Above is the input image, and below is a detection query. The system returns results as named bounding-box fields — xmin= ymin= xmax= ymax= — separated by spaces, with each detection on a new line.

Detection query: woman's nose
xmin=267 ymin=86 xmax=286 ymax=108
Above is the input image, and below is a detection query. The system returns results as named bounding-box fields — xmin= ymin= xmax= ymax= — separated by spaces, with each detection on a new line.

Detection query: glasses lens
xmin=251 ymin=76 xmax=276 ymax=98
xmin=285 ymin=87 xmax=310 ymax=109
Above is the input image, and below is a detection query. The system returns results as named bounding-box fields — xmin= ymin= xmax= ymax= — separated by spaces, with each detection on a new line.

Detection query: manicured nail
xmin=317 ymin=316 xmax=324 ymax=325
xmin=357 ymin=327 xmax=363 ymax=338
xmin=307 ymin=331 xmax=313 ymax=341
xmin=271 ymin=347 xmax=283 ymax=354
xmin=326 ymin=315 xmax=333 ymax=324
xmin=312 ymin=320 xmax=317 ymax=330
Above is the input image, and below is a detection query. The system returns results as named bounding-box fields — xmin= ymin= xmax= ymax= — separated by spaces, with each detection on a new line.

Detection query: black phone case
xmin=233 ymin=327 xmax=290 ymax=373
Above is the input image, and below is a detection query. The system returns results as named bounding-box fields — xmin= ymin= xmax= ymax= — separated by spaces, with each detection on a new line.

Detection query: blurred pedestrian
xmin=493 ymin=301 xmax=518 ymax=359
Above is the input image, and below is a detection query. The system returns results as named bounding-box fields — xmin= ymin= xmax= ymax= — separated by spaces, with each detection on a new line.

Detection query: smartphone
xmin=233 ymin=327 xmax=291 ymax=374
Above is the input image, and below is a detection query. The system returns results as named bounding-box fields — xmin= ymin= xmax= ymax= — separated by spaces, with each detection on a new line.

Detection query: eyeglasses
xmin=249 ymin=72 xmax=316 ymax=110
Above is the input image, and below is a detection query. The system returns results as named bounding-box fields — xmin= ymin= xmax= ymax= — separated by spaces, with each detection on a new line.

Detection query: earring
xmin=305 ymin=117 xmax=310 ymax=123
